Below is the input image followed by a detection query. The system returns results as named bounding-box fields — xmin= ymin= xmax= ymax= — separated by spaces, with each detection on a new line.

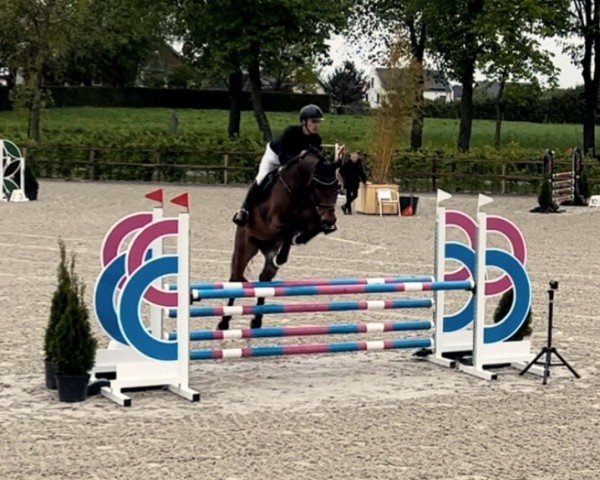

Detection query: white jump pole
xmin=429 ymin=189 xmax=456 ymax=368
xmin=150 ymin=205 xmax=164 ymax=336
xmin=456 ymin=195 xmax=496 ymax=380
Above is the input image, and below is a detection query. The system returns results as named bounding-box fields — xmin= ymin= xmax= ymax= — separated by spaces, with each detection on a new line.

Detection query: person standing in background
xmin=339 ymin=151 xmax=369 ymax=214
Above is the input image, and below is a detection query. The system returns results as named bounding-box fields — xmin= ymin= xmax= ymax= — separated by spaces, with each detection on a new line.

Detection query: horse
xmin=217 ymin=150 xmax=341 ymax=330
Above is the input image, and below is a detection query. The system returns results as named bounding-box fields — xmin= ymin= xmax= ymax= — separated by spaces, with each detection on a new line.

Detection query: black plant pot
xmin=45 ymin=359 xmax=57 ymax=390
xmin=56 ymin=373 xmax=90 ymax=402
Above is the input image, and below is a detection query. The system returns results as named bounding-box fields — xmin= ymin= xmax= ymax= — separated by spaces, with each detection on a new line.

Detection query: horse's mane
xmin=282 ymin=150 xmax=338 ymax=184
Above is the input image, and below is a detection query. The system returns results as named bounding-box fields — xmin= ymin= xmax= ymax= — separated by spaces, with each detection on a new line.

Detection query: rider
xmin=232 ymin=104 xmax=324 ymax=226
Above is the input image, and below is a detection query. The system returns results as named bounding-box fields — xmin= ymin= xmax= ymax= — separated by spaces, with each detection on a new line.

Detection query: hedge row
xmin=0 ymin=86 xmax=329 ymax=112
xmin=423 ymin=87 xmax=589 ymax=124
xmin=0 ymin=85 xmax=593 ymax=124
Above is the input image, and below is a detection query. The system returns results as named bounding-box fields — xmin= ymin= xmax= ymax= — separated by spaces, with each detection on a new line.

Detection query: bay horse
xmin=217 ymin=150 xmax=341 ymax=330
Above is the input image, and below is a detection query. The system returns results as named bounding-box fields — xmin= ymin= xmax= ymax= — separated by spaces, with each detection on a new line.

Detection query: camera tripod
xmin=520 ymin=281 xmax=580 ymax=385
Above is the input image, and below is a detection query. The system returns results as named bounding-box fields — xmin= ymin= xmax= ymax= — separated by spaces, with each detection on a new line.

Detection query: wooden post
xmin=431 ymin=157 xmax=438 ymax=191
xmin=89 ymin=147 xmax=97 ymax=180
xmin=154 ymin=150 xmax=162 ymax=182
xmin=501 ymin=162 xmax=506 ymax=194
xmin=223 ymin=154 xmax=229 ymax=184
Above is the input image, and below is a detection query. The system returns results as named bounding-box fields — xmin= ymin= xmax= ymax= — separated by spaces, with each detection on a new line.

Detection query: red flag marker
xmin=145 ymin=189 xmax=164 ymax=205
xmin=170 ymin=193 xmax=190 ymax=210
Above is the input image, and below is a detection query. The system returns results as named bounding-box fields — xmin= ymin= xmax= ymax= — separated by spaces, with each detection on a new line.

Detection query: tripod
xmin=520 ymin=281 xmax=580 ymax=384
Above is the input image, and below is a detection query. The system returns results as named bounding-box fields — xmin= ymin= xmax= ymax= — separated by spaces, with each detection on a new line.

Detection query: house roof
xmin=375 ymin=68 xmax=451 ymax=92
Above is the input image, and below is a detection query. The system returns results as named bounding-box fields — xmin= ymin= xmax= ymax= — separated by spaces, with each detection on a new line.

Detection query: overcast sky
xmin=326 ymin=35 xmax=582 ymax=89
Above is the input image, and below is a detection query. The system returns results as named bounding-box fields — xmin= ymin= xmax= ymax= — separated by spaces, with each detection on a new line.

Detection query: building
xmin=366 ymin=68 xmax=454 ymax=108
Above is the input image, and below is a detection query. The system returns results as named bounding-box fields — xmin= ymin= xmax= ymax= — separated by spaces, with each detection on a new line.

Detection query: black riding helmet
xmin=299 ymin=104 xmax=324 ymax=122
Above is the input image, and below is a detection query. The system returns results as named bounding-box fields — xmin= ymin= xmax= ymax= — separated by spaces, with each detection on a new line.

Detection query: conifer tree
xmin=44 ymin=240 xmax=70 ymax=362
xmin=52 ymin=254 xmax=97 ymax=375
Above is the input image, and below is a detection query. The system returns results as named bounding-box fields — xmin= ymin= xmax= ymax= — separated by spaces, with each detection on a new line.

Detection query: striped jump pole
xmin=170 ymin=297 xmax=434 ymax=319
xmin=190 ymin=337 xmax=434 ymax=360
xmin=168 ymin=320 xmax=434 ymax=341
xmin=191 ymin=279 xmax=473 ymax=301
xmin=169 ymin=274 xmax=436 ymax=291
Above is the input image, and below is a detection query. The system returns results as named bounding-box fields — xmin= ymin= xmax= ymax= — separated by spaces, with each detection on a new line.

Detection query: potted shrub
xmin=493 ymin=289 xmax=533 ymax=341
xmin=44 ymin=240 xmax=71 ymax=389
xmin=53 ymin=253 xmax=97 ymax=402
xmin=357 ymin=40 xmax=418 ymax=215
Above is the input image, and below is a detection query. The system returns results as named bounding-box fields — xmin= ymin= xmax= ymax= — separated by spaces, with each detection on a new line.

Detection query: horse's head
xmin=298 ymin=150 xmax=340 ymax=233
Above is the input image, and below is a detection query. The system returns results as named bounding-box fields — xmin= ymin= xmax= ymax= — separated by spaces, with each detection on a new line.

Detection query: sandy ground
xmin=1 ymin=180 xmax=599 ymax=480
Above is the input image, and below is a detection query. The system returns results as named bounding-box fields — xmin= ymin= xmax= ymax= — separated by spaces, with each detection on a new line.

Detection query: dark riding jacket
xmin=339 ymin=158 xmax=367 ymax=190
xmin=270 ymin=125 xmax=322 ymax=165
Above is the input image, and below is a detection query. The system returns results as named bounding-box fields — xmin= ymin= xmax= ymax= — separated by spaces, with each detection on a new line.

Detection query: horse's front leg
xmin=251 ymin=248 xmax=280 ymax=329
xmin=291 ymin=227 xmax=322 ymax=245
xmin=274 ymin=240 xmax=292 ymax=267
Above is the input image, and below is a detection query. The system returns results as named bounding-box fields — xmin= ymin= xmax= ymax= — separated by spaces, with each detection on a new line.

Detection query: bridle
xmin=310 ymin=174 xmax=339 ymax=213
xmin=277 ymin=167 xmax=339 ymax=214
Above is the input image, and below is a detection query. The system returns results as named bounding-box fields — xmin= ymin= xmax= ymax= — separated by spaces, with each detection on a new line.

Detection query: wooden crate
xmin=355 ymin=183 xmax=400 ymax=215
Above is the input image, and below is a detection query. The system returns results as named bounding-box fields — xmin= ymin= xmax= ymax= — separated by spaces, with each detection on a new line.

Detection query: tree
xmin=323 ymin=61 xmax=368 ymax=107
xmin=566 ymin=1 xmax=600 ymax=156
xmin=0 ymin=0 xmax=88 ymax=142
xmin=351 ymin=0 xmax=428 ymax=149
xmin=53 ymin=0 xmax=170 ymax=87
xmin=479 ymin=8 xmax=560 ymax=148
xmin=425 ymin=0 xmax=567 ymax=151
xmin=262 ymin=45 xmax=322 ymax=92
xmin=175 ymin=0 xmax=351 ymax=141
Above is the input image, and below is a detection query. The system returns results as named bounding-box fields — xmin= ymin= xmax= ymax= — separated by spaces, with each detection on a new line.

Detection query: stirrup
xmin=232 ymin=209 xmax=249 ymax=226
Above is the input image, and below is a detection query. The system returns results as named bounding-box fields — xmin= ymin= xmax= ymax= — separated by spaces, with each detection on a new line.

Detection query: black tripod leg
xmin=543 ymin=346 xmax=554 ymax=385
xmin=520 ymin=348 xmax=547 ymax=376
xmin=551 ymin=349 xmax=581 ymax=379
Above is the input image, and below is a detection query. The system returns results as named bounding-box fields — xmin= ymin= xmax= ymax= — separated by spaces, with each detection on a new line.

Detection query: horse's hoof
xmin=250 ymin=319 xmax=262 ymax=329
xmin=273 ymin=256 xmax=285 ymax=267
xmin=232 ymin=209 xmax=249 ymax=226
xmin=217 ymin=321 xmax=229 ymax=331
xmin=291 ymin=233 xmax=302 ymax=245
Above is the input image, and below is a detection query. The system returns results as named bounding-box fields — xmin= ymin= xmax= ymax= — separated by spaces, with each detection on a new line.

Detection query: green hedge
xmin=423 ymin=87 xmax=588 ymax=124
xmin=0 ymin=86 xmax=329 ymax=112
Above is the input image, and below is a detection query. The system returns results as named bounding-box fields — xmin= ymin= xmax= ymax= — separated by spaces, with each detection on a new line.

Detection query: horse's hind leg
xmin=218 ymin=229 xmax=258 ymax=330
xmin=250 ymin=248 xmax=280 ymax=329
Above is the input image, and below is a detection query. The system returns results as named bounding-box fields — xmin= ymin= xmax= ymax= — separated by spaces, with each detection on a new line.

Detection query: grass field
xmin=0 ymin=107 xmax=598 ymax=155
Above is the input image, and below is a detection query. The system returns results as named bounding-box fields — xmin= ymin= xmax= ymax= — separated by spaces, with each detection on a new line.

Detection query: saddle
xmin=257 ymin=169 xmax=279 ymax=200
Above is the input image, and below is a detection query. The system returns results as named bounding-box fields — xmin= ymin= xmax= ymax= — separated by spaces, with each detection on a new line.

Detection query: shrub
xmin=52 ymin=253 xmax=97 ymax=375
xmin=537 ymin=178 xmax=554 ymax=212
xmin=44 ymin=240 xmax=70 ymax=362
xmin=493 ymin=289 xmax=533 ymax=341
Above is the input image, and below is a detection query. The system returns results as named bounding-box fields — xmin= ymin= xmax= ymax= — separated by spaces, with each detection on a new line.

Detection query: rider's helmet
xmin=299 ymin=104 xmax=324 ymax=122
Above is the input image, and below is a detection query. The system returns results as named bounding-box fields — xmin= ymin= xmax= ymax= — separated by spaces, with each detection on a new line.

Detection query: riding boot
xmin=232 ymin=182 xmax=261 ymax=226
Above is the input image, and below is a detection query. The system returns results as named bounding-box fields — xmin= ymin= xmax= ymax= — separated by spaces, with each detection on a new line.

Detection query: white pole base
xmin=101 ymin=386 xmax=133 ymax=407
xmin=168 ymin=384 xmax=201 ymax=402
xmin=456 ymin=364 xmax=498 ymax=381
xmin=8 ymin=189 xmax=29 ymax=202
xmin=425 ymin=354 xmax=456 ymax=369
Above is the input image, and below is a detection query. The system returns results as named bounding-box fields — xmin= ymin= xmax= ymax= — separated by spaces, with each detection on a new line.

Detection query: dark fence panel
xmin=0 ymin=87 xmax=10 ymax=109
xmin=20 ymin=144 xmax=600 ymax=196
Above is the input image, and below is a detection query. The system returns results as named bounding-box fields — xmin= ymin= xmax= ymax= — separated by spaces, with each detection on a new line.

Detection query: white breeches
xmin=255 ymin=144 xmax=280 ymax=184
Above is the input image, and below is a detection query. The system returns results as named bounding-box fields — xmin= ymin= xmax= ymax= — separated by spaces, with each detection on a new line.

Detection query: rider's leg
xmin=233 ymin=145 xmax=280 ymax=226
xmin=232 ymin=181 xmax=261 ymax=226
